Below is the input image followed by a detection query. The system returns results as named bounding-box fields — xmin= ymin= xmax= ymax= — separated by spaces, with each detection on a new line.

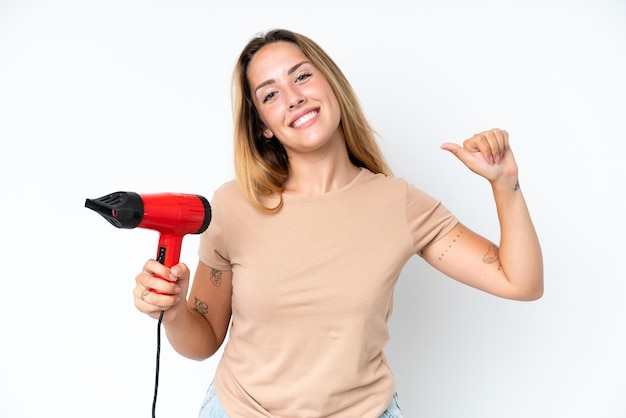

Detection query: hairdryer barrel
xmin=85 ymin=191 xmax=211 ymax=268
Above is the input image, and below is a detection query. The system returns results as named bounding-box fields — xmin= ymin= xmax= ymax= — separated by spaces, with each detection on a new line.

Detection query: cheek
xmin=326 ymin=93 xmax=342 ymax=124
xmin=252 ymin=102 xmax=270 ymax=125
xmin=317 ymin=82 xmax=341 ymax=114
xmin=260 ymin=106 xmax=285 ymax=129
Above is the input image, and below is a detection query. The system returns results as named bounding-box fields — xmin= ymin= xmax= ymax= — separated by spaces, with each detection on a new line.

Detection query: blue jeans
xmin=199 ymin=382 xmax=403 ymax=417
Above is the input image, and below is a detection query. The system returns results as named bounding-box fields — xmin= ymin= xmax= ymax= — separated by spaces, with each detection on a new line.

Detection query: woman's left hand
xmin=441 ymin=128 xmax=519 ymax=187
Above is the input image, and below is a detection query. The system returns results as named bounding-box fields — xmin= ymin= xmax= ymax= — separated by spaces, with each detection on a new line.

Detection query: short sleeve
xmin=405 ymin=183 xmax=458 ymax=255
xmin=198 ymin=188 xmax=232 ymax=271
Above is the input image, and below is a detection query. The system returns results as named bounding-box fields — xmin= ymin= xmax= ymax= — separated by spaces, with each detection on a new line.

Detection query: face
xmin=248 ymin=41 xmax=342 ymax=157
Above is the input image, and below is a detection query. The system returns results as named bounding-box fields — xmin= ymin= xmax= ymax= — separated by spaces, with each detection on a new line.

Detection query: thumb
xmin=440 ymin=142 xmax=480 ymax=171
xmin=440 ymin=142 xmax=465 ymax=159
xmin=168 ymin=263 xmax=189 ymax=282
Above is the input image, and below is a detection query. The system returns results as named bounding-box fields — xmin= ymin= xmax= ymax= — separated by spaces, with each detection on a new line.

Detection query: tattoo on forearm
xmin=210 ymin=268 xmax=223 ymax=287
xmin=193 ymin=296 xmax=209 ymax=315
xmin=514 ymin=180 xmax=520 ymax=191
xmin=438 ymin=229 xmax=464 ymax=261
xmin=483 ymin=244 xmax=502 ymax=271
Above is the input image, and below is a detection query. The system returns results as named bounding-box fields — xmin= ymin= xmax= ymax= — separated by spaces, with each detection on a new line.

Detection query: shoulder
xmin=213 ymin=179 xmax=240 ymax=195
xmin=210 ymin=179 xmax=271 ymax=219
xmin=357 ymin=168 xmax=406 ymax=188
xmin=207 ymin=180 xmax=251 ymax=217
xmin=211 ymin=179 xmax=245 ymax=203
xmin=358 ymin=169 xmax=447 ymax=213
xmin=356 ymin=168 xmax=414 ymax=197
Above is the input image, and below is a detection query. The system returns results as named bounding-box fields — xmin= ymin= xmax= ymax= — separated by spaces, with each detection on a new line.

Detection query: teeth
xmin=292 ymin=111 xmax=317 ymax=128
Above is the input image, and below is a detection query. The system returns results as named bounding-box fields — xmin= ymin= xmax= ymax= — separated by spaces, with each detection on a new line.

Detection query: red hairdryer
xmin=85 ymin=191 xmax=211 ymax=416
xmin=85 ymin=191 xmax=211 ymax=268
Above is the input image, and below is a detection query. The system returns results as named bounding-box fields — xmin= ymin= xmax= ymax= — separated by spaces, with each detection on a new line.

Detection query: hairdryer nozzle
xmin=84 ymin=191 xmax=144 ymax=229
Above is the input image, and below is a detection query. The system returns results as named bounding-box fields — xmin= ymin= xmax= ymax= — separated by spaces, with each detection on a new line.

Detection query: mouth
xmin=290 ymin=109 xmax=319 ymax=128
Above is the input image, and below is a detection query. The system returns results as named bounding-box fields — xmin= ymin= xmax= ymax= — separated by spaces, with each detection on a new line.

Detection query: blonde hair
xmin=232 ymin=29 xmax=392 ymax=212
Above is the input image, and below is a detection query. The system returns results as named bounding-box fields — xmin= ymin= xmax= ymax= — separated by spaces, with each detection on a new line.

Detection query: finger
xmin=135 ymin=286 xmax=179 ymax=311
xmin=168 ymin=263 xmax=189 ymax=282
xmin=483 ymin=130 xmax=502 ymax=163
xmin=488 ymin=128 xmax=508 ymax=157
xmin=135 ymin=264 xmax=181 ymax=297
xmin=141 ymin=259 xmax=182 ymax=291
xmin=138 ymin=288 xmax=151 ymax=302
xmin=136 ymin=266 xmax=171 ymax=290
xmin=465 ymin=129 xmax=509 ymax=165
xmin=142 ymin=259 xmax=170 ymax=279
xmin=440 ymin=142 xmax=475 ymax=167
xmin=134 ymin=286 xmax=157 ymax=313
xmin=146 ymin=274 xmax=182 ymax=295
xmin=465 ymin=132 xmax=496 ymax=164
xmin=440 ymin=142 xmax=463 ymax=154
xmin=500 ymin=129 xmax=509 ymax=155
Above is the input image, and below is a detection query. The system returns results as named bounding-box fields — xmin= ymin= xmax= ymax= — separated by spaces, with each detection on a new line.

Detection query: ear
xmin=263 ymin=129 xmax=274 ymax=139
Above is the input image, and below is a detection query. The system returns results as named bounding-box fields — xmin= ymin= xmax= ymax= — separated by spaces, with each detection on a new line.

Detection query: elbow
xmin=520 ymin=287 xmax=543 ymax=301
xmin=189 ymin=352 xmax=217 ymax=362
xmin=514 ymin=277 xmax=544 ymax=301
xmin=176 ymin=346 xmax=220 ymax=362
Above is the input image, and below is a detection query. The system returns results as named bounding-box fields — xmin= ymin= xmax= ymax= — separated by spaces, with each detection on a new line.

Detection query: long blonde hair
xmin=232 ymin=29 xmax=392 ymax=212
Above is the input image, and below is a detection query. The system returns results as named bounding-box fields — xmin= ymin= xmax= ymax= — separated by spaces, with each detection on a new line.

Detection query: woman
xmin=134 ymin=29 xmax=543 ymax=417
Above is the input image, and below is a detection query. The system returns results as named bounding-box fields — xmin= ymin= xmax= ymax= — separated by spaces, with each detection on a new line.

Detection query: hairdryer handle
xmin=156 ymin=233 xmax=183 ymax=268
xmin=151 ymin=233 xmax=183 ymax=294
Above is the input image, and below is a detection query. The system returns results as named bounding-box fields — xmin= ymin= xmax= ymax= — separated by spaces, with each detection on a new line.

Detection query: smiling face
xmin=247 ymin=41 xmax=343 ymax=158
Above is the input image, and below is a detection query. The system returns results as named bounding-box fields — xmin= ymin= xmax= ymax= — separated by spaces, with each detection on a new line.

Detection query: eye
xmin=262 ymin=91 xmax=277 ymax=103
xmin=295 ymin=72 xmax=312 ymax=83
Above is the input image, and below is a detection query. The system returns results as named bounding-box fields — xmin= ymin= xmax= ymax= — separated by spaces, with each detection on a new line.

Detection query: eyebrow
xmin=254 ymin=61 xmax=311 ymax=94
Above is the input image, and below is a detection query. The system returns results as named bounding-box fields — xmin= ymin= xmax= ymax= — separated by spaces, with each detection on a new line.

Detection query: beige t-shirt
xmin=198 ymin=168 xmax=458 ymax=417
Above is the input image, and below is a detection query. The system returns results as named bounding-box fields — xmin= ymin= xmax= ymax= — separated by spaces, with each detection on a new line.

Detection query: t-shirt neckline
xmin=282 ymin=168 xmax=368 ymax=203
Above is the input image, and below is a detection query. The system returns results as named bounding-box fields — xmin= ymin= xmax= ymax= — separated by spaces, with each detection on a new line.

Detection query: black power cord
xmin=152 ymin=310 xmax=165 ymax=418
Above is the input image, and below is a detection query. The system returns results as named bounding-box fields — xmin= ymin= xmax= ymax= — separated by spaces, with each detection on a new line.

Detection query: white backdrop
xmin=1 ymin=0 xmax=624 ymax=417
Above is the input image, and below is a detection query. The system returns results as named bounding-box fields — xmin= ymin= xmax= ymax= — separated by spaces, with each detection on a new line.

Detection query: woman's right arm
xmin=134 ymin=259 xmax=233 ymax=361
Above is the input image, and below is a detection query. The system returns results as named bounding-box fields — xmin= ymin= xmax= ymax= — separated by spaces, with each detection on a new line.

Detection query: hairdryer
xmin=85 ymin=191 xmax=211 ymax=269
xmin=85 ymin=191 xmax=211 ymax=417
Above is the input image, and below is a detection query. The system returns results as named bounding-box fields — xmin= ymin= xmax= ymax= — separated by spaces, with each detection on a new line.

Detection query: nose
xmin=287 ymin=86 xmax=305 ymax=109
xmin=289 ymin=97 xmax=304 ymax=109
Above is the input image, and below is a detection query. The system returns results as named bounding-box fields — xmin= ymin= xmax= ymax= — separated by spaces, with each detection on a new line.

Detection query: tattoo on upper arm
xmin=438 ymin=229 xmax=464 ymax=261
xmin=514 ymin=180 xmax=520 ymax=191
xmin=210 ymin=268 xmax=223 ymax=287
xmin=193 ymin=296 xmax=209 ymax=315
xmin=483 ymin=244 xmax=502 ymax=270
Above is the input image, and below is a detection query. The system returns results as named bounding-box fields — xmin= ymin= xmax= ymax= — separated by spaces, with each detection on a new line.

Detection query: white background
xmin=1 ymin=0 xmax=625 ymax=417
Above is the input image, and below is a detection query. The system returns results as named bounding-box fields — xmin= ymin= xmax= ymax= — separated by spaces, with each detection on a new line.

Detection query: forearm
xmin=161 ymin=304 xmax=222 ymax=361
xmin=492 ymin=178 xmax=544 ymax=300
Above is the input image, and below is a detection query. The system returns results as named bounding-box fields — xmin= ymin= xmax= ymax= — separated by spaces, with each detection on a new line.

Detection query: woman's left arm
xmin=421 ymin=128 xmax=544 ymax=301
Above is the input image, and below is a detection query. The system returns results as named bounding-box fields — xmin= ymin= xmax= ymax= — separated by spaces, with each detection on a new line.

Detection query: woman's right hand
xmin=133 ymin=259 xmax=190 ymax=321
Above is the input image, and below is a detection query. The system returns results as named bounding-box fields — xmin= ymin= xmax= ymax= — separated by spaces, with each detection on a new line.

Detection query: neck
xmin=283 ymin=141 xmax=360 ymax=197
